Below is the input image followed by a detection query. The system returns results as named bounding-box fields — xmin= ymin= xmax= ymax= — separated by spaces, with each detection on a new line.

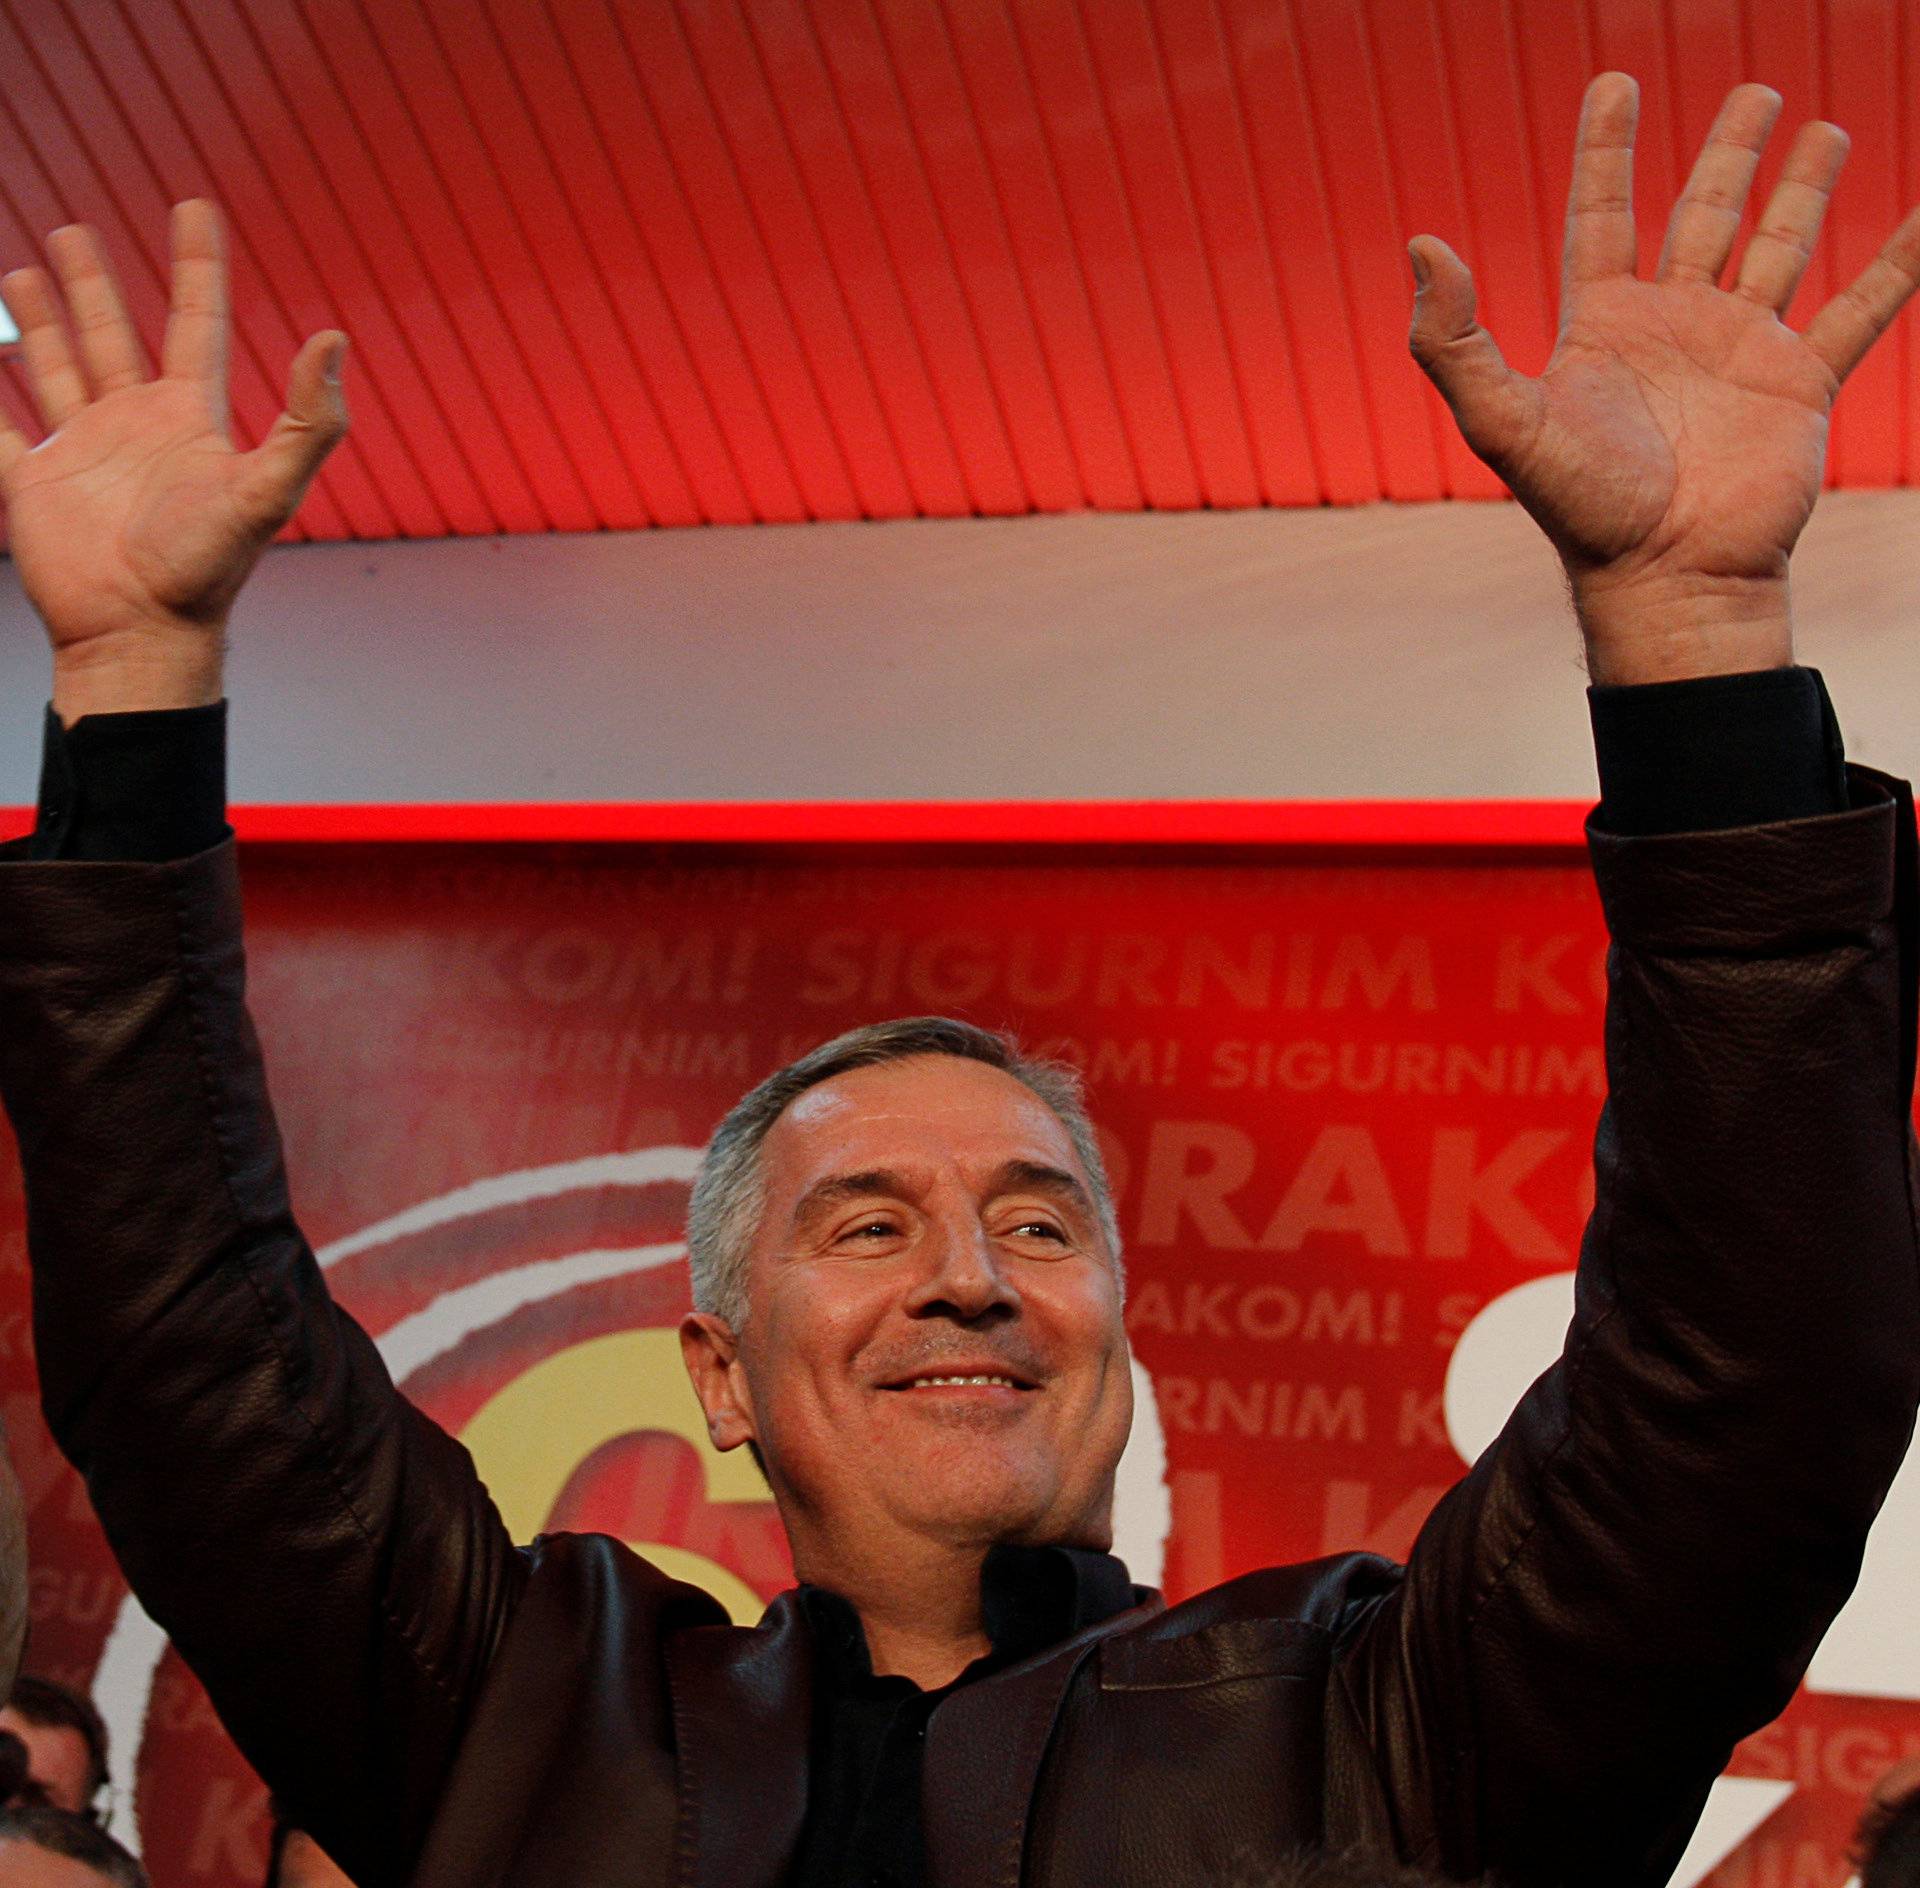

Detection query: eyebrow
xmin=790 ymin=1168 xmax=916 ymax=1231
xmin=789 ymin=1160 xmax=1095 ymax=1232
xmin=989 ymin=1160 xmax=1096 ymax=1218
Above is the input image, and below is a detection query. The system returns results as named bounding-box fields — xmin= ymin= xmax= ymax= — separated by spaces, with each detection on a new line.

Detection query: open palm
xmin=0 ymin=202 xmax=346 ymax=660
xmin=1412 ymin=76 xmax=1920 ymax=595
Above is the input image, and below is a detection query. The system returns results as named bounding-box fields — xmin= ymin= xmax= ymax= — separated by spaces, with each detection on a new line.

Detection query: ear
xmin=679 ymin=1312 xmax=758 ymax=1453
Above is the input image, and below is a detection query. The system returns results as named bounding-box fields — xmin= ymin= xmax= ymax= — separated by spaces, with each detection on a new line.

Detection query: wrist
xmin=51 ymin=628 xmax=226 ymax=729
xmin=1568 ymin=568 xmax=1795 ymax=686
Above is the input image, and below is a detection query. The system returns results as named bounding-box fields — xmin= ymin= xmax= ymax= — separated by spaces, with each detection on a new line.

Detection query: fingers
xmin=160 ymin=199 xmax=228 ymax=416
xmin=1563 ymin=72 xmax=1640 ymax=288
xmin=1734 ymin=119 xmax=1851 ymax=311
xmin=232 ymin=330 xmax=350 ymax=531
xmin=1656 ymin=83 xmax=1782 ymax=285
xmin=1802 ymin=203 xmax=1920 ymax=385
xmin=0 ymin=267 xmax=89 ymax=431
xmin=1407 ymin=235 xmax=1538 ymax=466
xmin=45 ymin=223 xmax=150 ymax=395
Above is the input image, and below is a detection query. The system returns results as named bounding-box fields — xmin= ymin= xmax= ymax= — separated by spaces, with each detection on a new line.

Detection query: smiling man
xmin=3 ymin=68 xmax=1920 ymax=1888
xmin=680 ymin=1028 xmax=1134 ymax=1692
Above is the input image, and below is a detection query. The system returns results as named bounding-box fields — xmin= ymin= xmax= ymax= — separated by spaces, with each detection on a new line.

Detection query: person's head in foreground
xmin=263 ymin=1799 xmax=355 ymax=1888
xmin=1857 ymin=1758 xmax=1920 ymax=1888
xmin=678 ymin=1019 xmax=1132 ymax=1633
xmin=1232 ymin=1848 xmax=1483 ymax=1888
xmin=0 ymin=1807 xmax=145 ymax=1888
xmin=0 ymin=1682 xmax=108 ymax=1821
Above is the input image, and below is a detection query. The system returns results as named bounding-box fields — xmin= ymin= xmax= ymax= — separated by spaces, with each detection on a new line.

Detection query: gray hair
xmin=685 ymin=1016 xmax=1122 ymax=1328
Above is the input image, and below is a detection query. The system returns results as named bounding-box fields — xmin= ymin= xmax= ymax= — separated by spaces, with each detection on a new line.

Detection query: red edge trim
xmin=0 ymin=801 xmax=1597 ymax=846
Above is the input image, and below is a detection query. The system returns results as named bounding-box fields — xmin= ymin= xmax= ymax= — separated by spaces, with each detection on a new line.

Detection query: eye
xmin=839 ymin=1217 xmax=900 ymax=1242
xmin=1005 ymin=1219 xmax=1067 ymax=1242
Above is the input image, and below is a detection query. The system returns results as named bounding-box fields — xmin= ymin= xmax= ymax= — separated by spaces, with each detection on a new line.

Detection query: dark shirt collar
xmin=799 ymin=1545 xmax=1140 ymax=1695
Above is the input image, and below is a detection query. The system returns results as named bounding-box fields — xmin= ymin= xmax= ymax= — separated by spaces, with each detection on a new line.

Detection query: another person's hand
xmin=0 ymin=201 xmax=348 ymax=723
xmin=1409 ymin=74 xmax=1920 ymax=685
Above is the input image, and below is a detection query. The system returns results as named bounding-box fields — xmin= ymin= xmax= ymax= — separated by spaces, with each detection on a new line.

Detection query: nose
xmin=902 ymin=1215 xmax=1020 ymax=1324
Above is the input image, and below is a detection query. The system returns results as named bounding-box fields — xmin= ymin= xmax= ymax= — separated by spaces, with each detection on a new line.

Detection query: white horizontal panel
xmin=2 ymin=495 xmax=1916 ymax=809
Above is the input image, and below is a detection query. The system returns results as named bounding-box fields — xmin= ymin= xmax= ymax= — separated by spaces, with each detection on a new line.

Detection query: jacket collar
xmin=922 ymin=1581 xmax=1162 ymax=1888
xmin=664 ymin=1547 xmax=1146 ymax=1888
xmin=665 ymin=1589 xmax=814 ymax=1888
xmin=799 ymin=1543 xmax=1140 ymax=1691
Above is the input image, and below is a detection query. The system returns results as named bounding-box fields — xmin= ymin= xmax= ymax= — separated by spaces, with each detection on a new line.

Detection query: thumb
xmin=234 ymin=329 xmax=351 ymax=531
xmin=1406 ymin=236 xmax=1535 ymax=467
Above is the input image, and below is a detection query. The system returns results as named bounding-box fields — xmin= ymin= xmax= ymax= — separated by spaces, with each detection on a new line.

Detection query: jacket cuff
xmin=1587 ymin=763 xmax=1907 ymax=953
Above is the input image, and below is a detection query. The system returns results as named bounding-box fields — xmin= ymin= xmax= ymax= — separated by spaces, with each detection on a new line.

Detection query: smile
xmin=880 ymin=1370 xmax=1038 ymax=1392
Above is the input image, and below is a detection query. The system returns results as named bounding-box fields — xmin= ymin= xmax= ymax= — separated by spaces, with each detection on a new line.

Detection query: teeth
xmin=912 ymin=1374 xmax=1017 ymax=1388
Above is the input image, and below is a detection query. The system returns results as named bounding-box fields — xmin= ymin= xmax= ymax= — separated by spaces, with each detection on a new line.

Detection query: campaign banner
xmin=0 ymin=841 xmax=1911 ymax=1887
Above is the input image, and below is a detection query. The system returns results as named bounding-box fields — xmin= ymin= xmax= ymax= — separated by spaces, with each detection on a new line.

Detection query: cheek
xmin=1032 ymin=1271 xmax=1130 ymax=1379
xmin=753 ymin=1269 xmax=896 ymax=1394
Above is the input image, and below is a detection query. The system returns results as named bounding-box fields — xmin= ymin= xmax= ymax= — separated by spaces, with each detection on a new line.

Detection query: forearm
xmin=1353 ymin=764 xmax=1920 ymax=1888
xmin=0 ymin=838 xmax=522 ymax=1886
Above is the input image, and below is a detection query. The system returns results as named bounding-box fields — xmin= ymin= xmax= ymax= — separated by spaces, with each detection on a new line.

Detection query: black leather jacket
xmin=1 ymin=776 xmax=1917 ymax=1888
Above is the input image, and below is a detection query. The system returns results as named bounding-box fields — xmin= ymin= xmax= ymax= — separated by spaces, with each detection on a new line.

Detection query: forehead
xmin=760 ymin=1055 xmax=1082 ymax=1192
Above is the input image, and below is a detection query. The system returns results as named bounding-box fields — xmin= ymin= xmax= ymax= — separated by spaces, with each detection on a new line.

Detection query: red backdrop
xmin=0 ymin=839 xmax=1913 ymax=1887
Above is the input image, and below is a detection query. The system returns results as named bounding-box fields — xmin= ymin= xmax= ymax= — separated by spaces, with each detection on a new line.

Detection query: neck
xmin=800 ymin=1533 xmax=994 ymax=1691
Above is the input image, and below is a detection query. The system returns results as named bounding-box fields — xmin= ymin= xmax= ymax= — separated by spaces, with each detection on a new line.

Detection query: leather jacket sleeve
xmin=1336 ymin=764 xmax=1920 ymax=1888
xmin=0 ymin=834 xmax=525 ymax=1888
xmin=0 ymin=1411 xmax=26 ymax=1702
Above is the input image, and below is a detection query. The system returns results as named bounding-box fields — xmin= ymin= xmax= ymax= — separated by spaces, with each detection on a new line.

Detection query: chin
xmin=882 ymin=1453 xmax=1072 ymax=1545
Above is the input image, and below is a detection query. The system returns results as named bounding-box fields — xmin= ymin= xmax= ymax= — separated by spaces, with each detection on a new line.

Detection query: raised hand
xmin=0 ymin=201 xmax=348 ymax=719
xmin=1409 ymin=74 xmax=1920 ymax=685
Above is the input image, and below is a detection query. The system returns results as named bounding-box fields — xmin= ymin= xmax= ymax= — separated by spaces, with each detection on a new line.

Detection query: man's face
xmin=683 ymin=1055 xmax=1132 ymax=1559
xmin=0 ymin=1709 xmax=93 ymax=1815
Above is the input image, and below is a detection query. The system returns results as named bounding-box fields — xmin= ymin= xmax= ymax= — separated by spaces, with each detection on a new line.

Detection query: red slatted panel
xmin=484 ymin=0 xmax=759 ymax=526
xmin=801 ymin=0 xmax=1032 ymax=514
xmin=1003 ymin=0 xmax=1202 ymax=510
xmin=236 ymin=0 xmax=541 ymax=533
xmin=611 ymin=0 xmax=864 ymax=519
xmin=709 ymin=0 xmax=972 ymax=517
xmin=1289 ymin=0 xmax=1446 ymax=499
xmin=646 ymin=0 xmax=914 ymax=520
xmin=1057 ymin=0 xmax=1260 ymax=509
xmin=1148 ymin=0 xmax=1320 ymax=507
xmin=821 ymin=0 xmax=1083 ymax=511
xmin=107 ymin=0 xmax=432 ymax=536
xmin=543 ymin=0 xmax=810 ymax=524
xmin=1364 ymin=0 xmax=1496 ymax=500
xmin=0 ymin=0 xmax=342 ymax=540
xmin=1511 ymin=0 xmax=1597 ymax=325
xmin=299 ymin=0 xmax=600 ymax=531
xmin=226 ymin=0 xmax=526 ymax=533
xmin=934 ymin=0 xmax=1148 ymax=509
xmin=1436 ymin=0 xmax=1556 ymax=404
xmin=1822 ymin=0 xmax=1904 ymax=485
xmin=183 ymin=0 xmax=500 ymax=536
xmin=3 ymin=0 xmax=1918 ymax=540
xmin=1216 ymin=0 xmax=1383 ymax=502
xmin=354 ymin=0 xmax=646 ymax=526
xmin=423 ymin=1 xmax=701 ymax=528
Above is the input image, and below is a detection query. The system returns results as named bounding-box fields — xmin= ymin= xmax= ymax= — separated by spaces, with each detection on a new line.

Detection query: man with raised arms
xmin=1 ymin=73 xmax=1918 ymax=1888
